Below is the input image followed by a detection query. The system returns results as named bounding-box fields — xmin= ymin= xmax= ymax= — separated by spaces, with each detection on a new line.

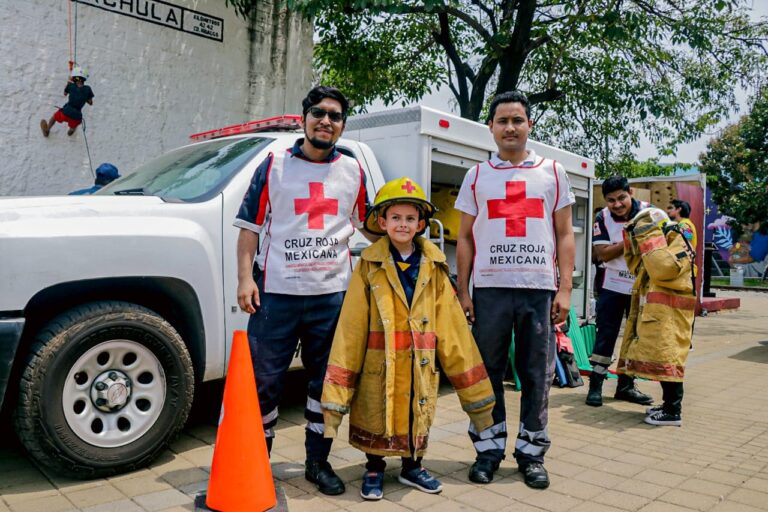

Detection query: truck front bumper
xmin=0 ymin=317 xmax=25 ymax=411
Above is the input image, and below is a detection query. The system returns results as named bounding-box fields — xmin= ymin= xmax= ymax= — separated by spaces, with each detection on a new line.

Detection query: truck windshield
xmin=98 ymin=137 xmax=272 ymax=201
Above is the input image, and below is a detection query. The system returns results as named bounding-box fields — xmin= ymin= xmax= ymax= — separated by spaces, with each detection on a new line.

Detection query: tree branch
xmin=468 ymin=53 xmax=500 ymax=120
xmin=470 ymin=0 xmax=498 ymax=33
xmin=529 ymin=88 xmax=565 ymax=105
xmin=433 ymin=12 xmax=471 ymax=115
xmin=526 ymin=35 xmax=552 ymax=55
xmin=496 ymin=0 xmax=537 ymax=93
xmin=446 ymin=58 xmax=461 ymax=99
xmin=444 ymin=6 xmax=499 ymax=49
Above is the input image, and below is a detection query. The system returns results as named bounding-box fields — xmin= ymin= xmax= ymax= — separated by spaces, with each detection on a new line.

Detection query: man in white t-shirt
xmin=234 ymin=86 xmax=372 ymax=496
xmin=455 ymin=91 xmax=575 ymax=490
xmin=587 ymin=177 xmax=653 ymax=408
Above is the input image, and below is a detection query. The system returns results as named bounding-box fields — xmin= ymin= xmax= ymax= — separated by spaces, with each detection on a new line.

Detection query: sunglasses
xmin=308 ymin=107 xmax=344 ymax=123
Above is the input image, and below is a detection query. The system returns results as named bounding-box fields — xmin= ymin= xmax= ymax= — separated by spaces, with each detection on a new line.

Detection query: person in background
xmin=69 ymin=163 xmax=120 ymax=195
xmin=41 ymin=66 xmax=94 ymax=137
xmin=730 ymin=222 xmax=768 ymax=277
xmin=667 ymin=199 xmax=698 ymax=349
xmin=586 ymin=177 xmax=653 ymax=408
xmin=667 ymin=200 xmax=697 ymax=253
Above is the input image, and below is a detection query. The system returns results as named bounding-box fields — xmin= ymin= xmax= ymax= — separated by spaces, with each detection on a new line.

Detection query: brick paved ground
xmin=1 ymin=291 xmax=767 ymax=512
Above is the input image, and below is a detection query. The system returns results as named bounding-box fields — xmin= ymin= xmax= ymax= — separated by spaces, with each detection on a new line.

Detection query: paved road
xmin=1 ymin=291 xmax=768 ymax=512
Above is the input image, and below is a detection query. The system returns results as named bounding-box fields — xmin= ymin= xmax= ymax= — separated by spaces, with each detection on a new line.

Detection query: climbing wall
xmin=0 ymin=0 xmax=313 ymax=195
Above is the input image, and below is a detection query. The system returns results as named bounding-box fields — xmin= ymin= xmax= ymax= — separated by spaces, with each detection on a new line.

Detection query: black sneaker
xmin=468 ymin=459 xmax=500 ymax=484
xmin=645 ymin=404 xmax=663 ymax=415
xmin=519 ymin=462 xmax=550 ymax=489
xmin=644 ymin=410 xmax=682 ymax=427
xmin=305 ymin=460 xmax=345 ymax=495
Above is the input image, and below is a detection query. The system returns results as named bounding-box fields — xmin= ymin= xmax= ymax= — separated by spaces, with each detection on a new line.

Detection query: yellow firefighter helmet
xmin=364 ymin=177 xmax=436 ymax=235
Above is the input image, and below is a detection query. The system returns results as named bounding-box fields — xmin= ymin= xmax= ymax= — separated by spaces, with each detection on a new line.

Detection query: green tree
xmin=700 ymin=88 xmax=768 ymax=228
xmin=597 ymin=155 xmax=688 ymax=179
xmin=227 ymin=1 xmax=768 ymax=162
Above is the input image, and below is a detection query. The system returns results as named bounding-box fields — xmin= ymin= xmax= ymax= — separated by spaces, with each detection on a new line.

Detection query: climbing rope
xmin=73 ymin=0 xmax=78 ymax=65
xmin=81 ymin=117 xmax=95 ymax=178
xmin=67 ymin=0 xmax=94 ymax=177
xmin=67 ymin=0 xmax=73 ymax=69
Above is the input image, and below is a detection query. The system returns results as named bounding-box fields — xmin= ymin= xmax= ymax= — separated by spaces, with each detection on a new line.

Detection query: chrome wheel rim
xmin=63 ymin=340 xmax=166 ymax=448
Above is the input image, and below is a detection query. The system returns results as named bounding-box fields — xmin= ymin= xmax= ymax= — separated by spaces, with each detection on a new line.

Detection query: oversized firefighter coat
xmin=616 ymin=209 xmax=695 ymax=382
xmin=321 ymin=237 xmax=495 ymax=457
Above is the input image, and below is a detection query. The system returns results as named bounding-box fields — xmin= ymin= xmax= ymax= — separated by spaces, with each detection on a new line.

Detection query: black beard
xmin=307 ymin=136 xmax=334 ymax=150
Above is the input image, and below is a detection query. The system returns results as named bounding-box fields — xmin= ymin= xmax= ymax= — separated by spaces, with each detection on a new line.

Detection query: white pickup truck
xmin=0 ymin=107 xmax=594 ymax=478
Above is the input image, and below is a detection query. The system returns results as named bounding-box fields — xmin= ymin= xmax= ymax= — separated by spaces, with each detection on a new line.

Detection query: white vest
xmin=256 ymin=149 xmax=363 ymax=295
xmin=599 ymin=202 xmax=648 ymax=294
xmin=462 ymin=156 xmax=571 ymax=290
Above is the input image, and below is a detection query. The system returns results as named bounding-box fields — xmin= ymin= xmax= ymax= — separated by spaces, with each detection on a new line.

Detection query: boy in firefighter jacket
xmin=617 ymin=207 xmax=695 ymax=426
xmin=322 ymin=177 xmax=495 ymax=500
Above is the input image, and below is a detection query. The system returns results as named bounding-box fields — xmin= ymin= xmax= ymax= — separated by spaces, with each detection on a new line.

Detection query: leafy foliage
xmin=596 ymin=155 xmax=688 ymax=179
xmin=226 ymin=1 xmax=768 ymax=165
xmin=700 ymin=88 xmax=768 ymax=227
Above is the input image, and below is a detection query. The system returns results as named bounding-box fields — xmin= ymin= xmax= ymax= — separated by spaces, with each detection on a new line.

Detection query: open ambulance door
xmin=428 ymin=138 xmax=492 ymax=275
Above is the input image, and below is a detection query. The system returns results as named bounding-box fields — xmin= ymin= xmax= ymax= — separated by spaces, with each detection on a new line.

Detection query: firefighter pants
xmin=247 ymin=277 xmax=344 ymax=463
xmin=590 ymin=288 xmax=631 ymax=373
xmin=468 ymin=288 xmax=556 ymax=465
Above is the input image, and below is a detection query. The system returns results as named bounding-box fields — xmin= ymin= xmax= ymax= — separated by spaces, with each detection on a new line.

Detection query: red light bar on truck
xmin=189 ymin=115 xmax=302 ymax=141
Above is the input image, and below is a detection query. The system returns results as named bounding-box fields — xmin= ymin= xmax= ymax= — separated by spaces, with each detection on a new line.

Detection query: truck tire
xmin=14 ymin=301 xmax=195 ymax=478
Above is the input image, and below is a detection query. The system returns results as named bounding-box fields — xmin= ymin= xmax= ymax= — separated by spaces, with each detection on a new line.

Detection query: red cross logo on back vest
xmin=294 ymin=182 xmax=339 ymax=230
xmin=402 ymin=180 xmax=416 ymax=193
xmin=487 ymin=181 xmax=544 ymax=237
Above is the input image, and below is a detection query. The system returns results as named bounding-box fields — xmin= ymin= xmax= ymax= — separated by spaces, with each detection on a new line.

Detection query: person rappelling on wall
xmin=40 ymin=65 xmax=94 ymax=137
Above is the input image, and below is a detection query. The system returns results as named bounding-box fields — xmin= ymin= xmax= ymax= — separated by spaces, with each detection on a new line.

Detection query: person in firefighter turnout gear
xmin=617 ymin=207 xmax=695 ymax=427
xmin=322 ymin=177 xmax=495 ymax=500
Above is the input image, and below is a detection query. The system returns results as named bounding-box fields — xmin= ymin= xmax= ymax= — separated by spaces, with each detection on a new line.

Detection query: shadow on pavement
xmin=548 ymin=390 xmax=648 ymax=433
xmin=728 ymin=340 xmax=768 ymax=364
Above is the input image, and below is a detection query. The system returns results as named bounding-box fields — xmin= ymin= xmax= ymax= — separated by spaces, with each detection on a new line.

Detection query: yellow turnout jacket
xmin=321 ymin=237 xmax=494 ymax=457
xmin=617 ymin=210 xmax=695 ymax=382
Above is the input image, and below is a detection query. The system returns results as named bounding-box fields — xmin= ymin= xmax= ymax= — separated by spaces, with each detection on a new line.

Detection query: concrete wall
xmin=0 ymin=0 xmax=313 ymax=195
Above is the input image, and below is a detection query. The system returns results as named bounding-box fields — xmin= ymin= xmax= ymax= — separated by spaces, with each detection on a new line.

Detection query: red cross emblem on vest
xmin=294 ymin=182 xmax=339 ymax=230
xmin=487 ymin=181 xmax=544 ymax=237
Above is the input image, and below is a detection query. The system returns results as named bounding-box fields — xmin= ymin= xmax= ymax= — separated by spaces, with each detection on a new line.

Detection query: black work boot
xmin=468 ymin=459 xmax=500 ymax=484
xmin=585 ymin=372 xmax=605 ymax=407
xmin=614 ymin=375 xmax=654 ymax=405
xmin=305 ymin=460 xmax=345 ymax=495
xmin=519 ymin=462 xmax=550 ymax=489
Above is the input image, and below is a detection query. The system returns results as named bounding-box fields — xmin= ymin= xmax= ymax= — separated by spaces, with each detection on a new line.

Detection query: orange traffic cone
xmin=205 ymin=330 xmax=276 ymax=511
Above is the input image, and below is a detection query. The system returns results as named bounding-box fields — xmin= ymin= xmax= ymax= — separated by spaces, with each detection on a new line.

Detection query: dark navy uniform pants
xmin=589 ymin=288 xmax=631 ymax=372
xmin=247 ymin=277 xmax=344 ymax=462
xmin=468 ymin=288 xmax=556 ymax=465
